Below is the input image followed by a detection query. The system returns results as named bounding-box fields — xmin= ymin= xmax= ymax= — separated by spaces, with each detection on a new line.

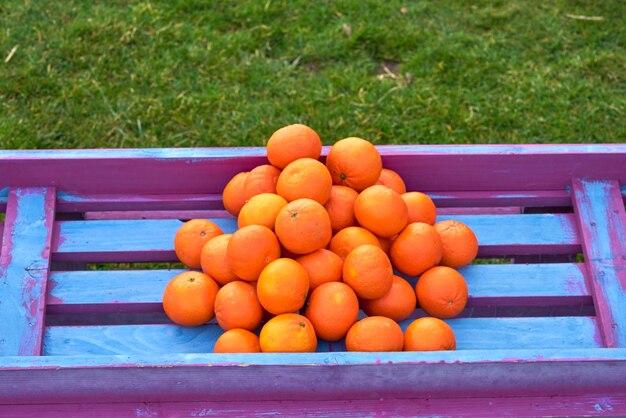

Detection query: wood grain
xmin=0 ymin=188 xmax=56 ymax=356
xmin=572 ymin=179 xmax=626 ymax=348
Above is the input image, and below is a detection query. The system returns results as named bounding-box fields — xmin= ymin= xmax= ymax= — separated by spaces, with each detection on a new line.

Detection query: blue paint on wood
xmin=54 ymin=213 xmax=577 ymax=262
xmin=2 ymin=144 xmax=625 ymax=160
xmin=0 ymin=187 xmax=8 ymax=204
xmin=49 ymin=263 xmax=589 ymax=310
xmin=0 ymin=188 xmax=56 ymax=356
xmin=436 ymin=214 xmax=578 ymax=248
xmin=572 ymin=179 xmax=626 ymax=347
xmin=42 ymin=316 xmax=600 ymax=356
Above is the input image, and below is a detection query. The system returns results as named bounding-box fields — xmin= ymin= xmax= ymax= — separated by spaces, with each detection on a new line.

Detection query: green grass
xmin=1 ymin=0 xmax=624 ymax=149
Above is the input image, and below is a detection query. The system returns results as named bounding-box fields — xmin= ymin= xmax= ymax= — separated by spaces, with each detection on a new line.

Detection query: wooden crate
xmin=1 ymin=144 xmax=626 ymax=416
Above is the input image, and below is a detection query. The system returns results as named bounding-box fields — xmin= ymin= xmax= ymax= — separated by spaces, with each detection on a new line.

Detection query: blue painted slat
xmin=0 ymin=187 xmax=56 ymax=356
xmin=572 ymin=179 xmax=626 ymax=348
xmin=2 ymin=144 xmax=625 ymax=160
xmin=43 ymin=316 xmax=600 ymax=356
xmin=54 ymin=213 xmax=578 ymax=262
xmin=48 ymin=264 xmax=590 ymax=313
xmin=0 ymin=187 xmax=8 ymax=205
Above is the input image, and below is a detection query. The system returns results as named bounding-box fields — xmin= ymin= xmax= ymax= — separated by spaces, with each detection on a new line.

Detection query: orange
xmin=276 ymin=158 xmax=333 ymax=205
xmin=243 ymin=164 xmax=282 ymax=200
xmin=214 ymin=281 xmax=264 ymax=331
xmin=257 ymin=258 xmax=310 ymax=315
xmin=434 ymin=220 xmax=479 ymax=268
xmin=200 ymin=234 xmax=239 ymax=286
xmin=325 ymin=137 xmax=382 ymax=192
xmin=222 ymin=171 xmax=249 ymax=217
xmin=361 ymin=275 xmax=416 ymax=322
xmin=266 ymin=124 xmax=322 ymax=169
xmin=404 ymin=317 xmax=456 ymax=351
xmin=259 ymin=313 xmax=318 ymax=352
xmin=377 ymin=235 xmax=396 ymax=255
xmin=305 ymin=282 xmax=359 ymax=341
xmin=174 ymin=219 xmax=223 ymax=268
xmin=214 ymin=328 xmax=261 ymax=353
xmin=402 ymin=192 xmax=437 ymax=226
xmin=415 ymin=266 xmax=468 ymax=319
xmin=376 ymin=168 xmax=407 ymax=194
xmin=354 ymin=185 xmax=408 ymax=238
xmin=343 ymin=244 xmax=393 ymax=299
xmin=390 ymin=223 xmax=443 ymax=276
xmin=238 ymin=193 xmax=288 ymax=230
xmin=162 ymin=271 xmax=219 ymax=327
xmin=324 ymin=185 xmax=358 ymax=232
xmin=227 ymin=225 xmax=281 ymax=281
xmin=296 ymin=249 xmax=343 ymax=290
xmin=328 ymin=226 xmax=381 ymax=260
xmin=275 ymin=198 xmax=332 ymax=255
xmin=345 ymin=316 xmax=404 ymax=352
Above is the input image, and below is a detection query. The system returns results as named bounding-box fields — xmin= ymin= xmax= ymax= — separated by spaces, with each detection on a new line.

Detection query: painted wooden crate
xmin=2 ymin=144 xmax=626 ymax=416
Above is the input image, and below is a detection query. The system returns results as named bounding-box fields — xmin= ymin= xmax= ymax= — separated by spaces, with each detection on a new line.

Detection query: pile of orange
xmin=163 ymin=124 xmax=478 ymax=353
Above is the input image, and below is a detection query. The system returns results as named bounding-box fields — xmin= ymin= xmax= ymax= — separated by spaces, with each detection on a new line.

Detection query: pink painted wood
xmin=1 ymin=394 xmax=625 ymax=417
xmin=572 ymin=179 xmax=626 ymax=347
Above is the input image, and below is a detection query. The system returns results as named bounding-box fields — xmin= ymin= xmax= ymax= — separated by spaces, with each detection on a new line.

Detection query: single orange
xmin=354 ymin=185 xmax=408 ymax=238
xmin=238 ymin=193 xmax=288 ymax=230
xmin=222 ymin=171 xmax=249 ymax=217
xmin=162 ymin=271 xmax=219 ymax=327
xmin=415 ymin=266 xmax=468 ymax=319
xmin=266 ymin=124 xmax=322 ymax=169
xmin=305 ymin=282 xmax=360 ymax=341
xmin=345 ymin=316 xmax=404 ymax=352
xmin=274 ymin=198 xmax=332 ymax=255
xmin=227 ymin=225 xmax=281 ymax=281
xmin=402 ymin=192 xmax=437 ymax=225
xmin=361 ymin=275 xmax=417 ymax=322
xmin=434 ymin=220 xmax=479 ymax=268
xmin=214 ymin=281 xmax=264 ymax=331
xmin=257 ymin=258 xmax=310 ymax=315
xmin=376 ymin=168 xmax=407 ymax=194
xmin=324 ymin=185 xmax=358 ymax=232
xmin=276 ymin=158 xmax=333 ymax=205
xmin=390 ymin=223 xmax=443 ymax=276
xmin=343 ymin=244 xmax=393 ymax=299
xmin=325 ymin=137 xmax=382 ymax=192
xmin=404 ymin=317 xmax=456 ymax=351
xmin=259 ymin=313 xmax=318 ymax=352
xmin=243 ymin=164 xmax=282 ymax=200
xmin=174 ymin=219 xmax=223 ymax=268
xmin=328 ymin=226 xmax=381 ymax=260
xmin=200 ymin=234 xmax=239 ymax=286
xmin=214 ymin=328 xmax=261 ymax=353
xmin=296 ymin=248 xmax=343 ymax=290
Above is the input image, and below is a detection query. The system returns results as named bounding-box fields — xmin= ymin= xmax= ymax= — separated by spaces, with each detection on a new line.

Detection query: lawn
xmin=1 ymin=0 xmax=624 ymax=149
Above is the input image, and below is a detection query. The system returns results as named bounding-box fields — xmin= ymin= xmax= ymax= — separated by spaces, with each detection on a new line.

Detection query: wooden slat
xmin=82 ymin=209 xmax=231 ymax=220
xmin=42 ymin=316 xmax=600 ymax=356
xmin=47 ymin=263 xmax=591 ymax=315
xmin=3 ymin=348 xmax=626 ymax=404
xmin=572 ymin=179 xmax=626 ymax=348
xmin=52 ymin=213 xmax=580 ymax=262
xmin=0 ymin=188 xmax=56 ymax=356
xmin=431 ymin=189 xmax=572 ymax=208
xmin=2 ymin=394 xmax=626 ymax=417
xmin=57 ymin=192 xmax=223 ymax=212
xmin=3 ymin=145 xmax=626 ymax=194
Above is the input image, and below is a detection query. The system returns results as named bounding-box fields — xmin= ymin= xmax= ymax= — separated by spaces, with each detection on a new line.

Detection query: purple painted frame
xmin=2 ymin=145 xmax=626 ymax=410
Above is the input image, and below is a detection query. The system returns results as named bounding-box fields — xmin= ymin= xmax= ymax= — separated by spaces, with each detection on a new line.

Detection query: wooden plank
xmin=47 ymin=264 xmax=591 ymax=315
xmin=2 ymin=394 xmax=626 ymax=417
xmin=0 ymin=187 xmax=56 ymax=356
xmin=431 ymin=189 xmax=572 ymax=208
xmin=572 ymin=179 xmax=626 ymax=348
xmin=82 ymin=209 xmax=231 ymax=220
xmin=52 ymin=213 xmax=580 ymax=262
xmin=2 ymin=348 xmax=626 ymax=403
xmin=42 ymin=316 xmax=600 ymax=356
xmin=57 ymin=192 xmax=223 ymax=212
xmin=2 ymin=145 xmax=626 ymax=194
